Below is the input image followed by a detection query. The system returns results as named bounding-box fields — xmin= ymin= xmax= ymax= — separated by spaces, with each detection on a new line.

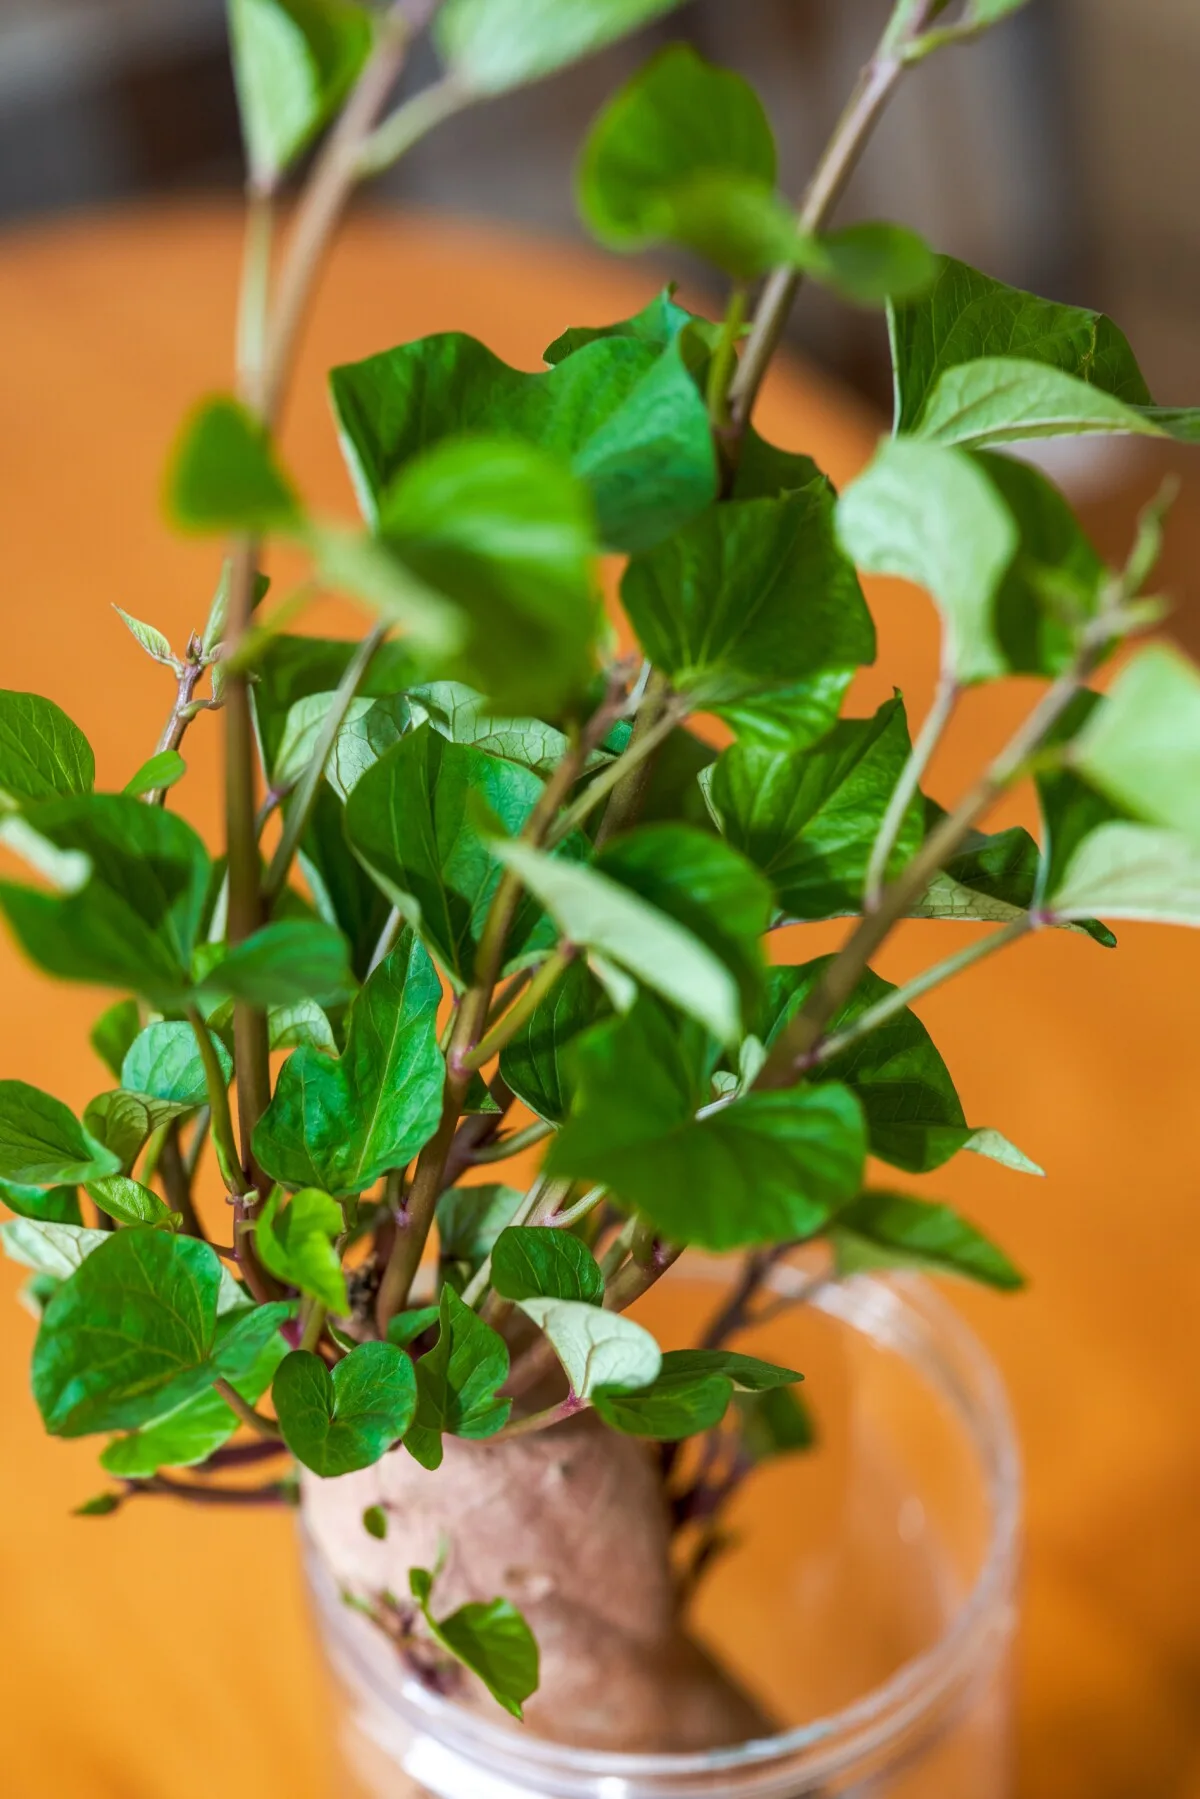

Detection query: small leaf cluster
xmin=4 ymin=0 xmax=1198 ymax=1725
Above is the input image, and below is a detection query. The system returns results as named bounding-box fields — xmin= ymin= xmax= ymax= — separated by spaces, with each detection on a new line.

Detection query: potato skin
xmin=303 ymin=1413 xmax=771 ymax=1754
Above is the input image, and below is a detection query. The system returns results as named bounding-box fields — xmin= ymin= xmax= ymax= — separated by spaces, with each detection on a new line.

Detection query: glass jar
xmin=302 ymin=1270 xmax=1020 ymax=1798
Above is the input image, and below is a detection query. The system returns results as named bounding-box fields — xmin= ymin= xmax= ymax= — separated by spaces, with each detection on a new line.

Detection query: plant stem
xmin=864 ymin=664 xmax=960 ymax=911
xmin=299 ymin=1301 xmax=329 ymax=1355
xmin=457 ymin=947 xmax=574 ymax=1075
xmin=115 ymin=1474 xmax=290 ymax=1509
xmin=356 ymin=73 xmax=468 ymax=178
xmin=707 ymin=284 xmax=749 ymax=432
xmin=237 ymin=187 xmax=274 ymax=409
xmin=592 ymin=671 xmax=675 ymax=848
xmin=756 ymin=626 xmax=1115 ymax=1087
xmin=495 ymin=1395 xmax=586 ymax=1441
xmin=727 ymin=0 xmax=940 ymax=439
xmin=549 ymin=691 xmax=686 ymax=849
xmin=157 ymin=1121 xmax=203 ymax=1239
xmin=145 ymin=640 xmax=206 ymax=805
xmin=604 ymin=1238 xmax=683 ymax=1313
xmin=261 ymin=5 xmax=422 ymax=427
xmin=804 ymin=914 xmax=1036 ymax=1069
xmin=214 ymin=1379 xmax=282 ymax=1440
xmin=187 ymin=1010 xmax=241 ymax=1195
xmin=545 ymin=1184 xmax=607 ymax=1230
xmin=466 ymin=1117 xmax=555 ymax=1165
xmin=262 ymin=622 xmax=387 ymax=907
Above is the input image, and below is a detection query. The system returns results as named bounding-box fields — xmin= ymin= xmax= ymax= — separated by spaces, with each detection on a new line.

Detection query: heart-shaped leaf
xmin=255 ymin=1186 xmax=348 ymax=1313
xmin=0 ymin=1082 xmax=119 ymax=1186
xmin=491 ymin=1227 xmax=604 ymax=1305
xmin=273 ymin=1342 xmax=416 ymax=1475
xmin=517 ymin=1296 xmax=661 ymax=1398
xmin=409 ymin=1565 xmax=539 ymax=1721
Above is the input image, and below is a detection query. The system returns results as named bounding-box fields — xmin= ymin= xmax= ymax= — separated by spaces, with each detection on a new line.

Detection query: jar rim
xmin=303 ymin=1271 xmax=1022 ymax=1789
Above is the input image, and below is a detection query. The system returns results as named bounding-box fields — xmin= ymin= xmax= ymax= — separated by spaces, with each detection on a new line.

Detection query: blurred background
xmin=1 ymin=0 xmax=1198 ymax=643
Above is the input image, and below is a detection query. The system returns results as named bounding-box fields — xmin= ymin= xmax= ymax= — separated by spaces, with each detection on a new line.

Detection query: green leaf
xmin=408 ymin=1566 xmax=540 ymax=1722
xmin=888 ymin=254 xmax=1200 ymax=448
xmin=436 ymin=0 xmax=685 ymax=93
xmin=359 ymin=1505 xmax=387 ymax=1540
xmin=82 ymin=1089 xmax=191 ymax=1175
xmin=330 ymin=328 xmax=715 ymax=554
xmin=762 ymin=960 xmax=1034 ymax=1175
xmin=517 ymin=1296 xmax=661 ymax=1398
xmin=577 ymin=45 xmax=776 ymax=268
xmin=500 ymin=958 xmax=609 ymax=1125
xmin=123 ymin=749 xmax=186 ymax=798
xmin=254 ymin=930 xmax=443 ymax=1198
xmin=796 ymin=222 xmax=937 ymax=308
xmin=548 ymin=999 xmax=866 ymax=1250
xmin=256 ymin=1186 xmax=348 ymax=1312
xmin=85 ymin=1175 xmax=178 ymax=1228
xmin=100 ymin=1323 xmax=288 ymax=1476
xmin=889 ymin=254 xmax=1152 ymax=437
xmin=662 ymin=1347 xmax=804 ymax=1392
xmin=229 ymin=0 xmax=374 ymax=183
xmin=491 ymin=837 xmax=742 ymax=1044
xmin=0 ymin=1082 xmax=120 ymax=1185
xmin=621 ymin=489 xmax=873 ymax=748
xmin=113 ymin=605 xmax=178 ymax=667
xmin=251 ymin=633 xmax=418 ymax=772
xmin=0 ymin=691 xmax=94 ymax=805
xmin=829 ymin=1189 xmax=1024 ymax=1290
xmin=298 ymin=782 xmax=396 ymax=983
xmin=0 ymin=794 xmax=211 ymax=1010
xmin=1069 ymin=646 xmax=1200 ymax=845
xmin=274 ymin=690 xmax=410 ymax=802
xmin=376 ymin=437 xmax=599 ymax=716
xmin=345 ymin=727 xmax=562 ymax=987
xmin=386 ymin=1305 xmax=441 ymax=1349
xmin=1047 ymin=822 xmax=1200 ymax=926
xmin=543 ymin=285 xmax=714 ymax=365
xmin=0 ymin=1178 xmax=82 ymax=1225
xmin=408 ymin=681 xmax=600 ymax=780
xmin=706 ymin=699 xmax=921 ymax=921
xmin=491 ymin=1227 xmax=604 ymax=1304
xmin=594 ymin=1346 xmax=802 ymax=1440
xmin=735 ymin=1385 xmax=815 ymax=1463
xmin=405 ymin=1285 xmax=511 ymax=1470
xmin=595 ymin=824 xmax=771 ymax=1023
xmin=90 ymin=998 xmax=142 ymax=1081
xmin=435 ymin=1184 xmax=523 ymax=1270
xmin=593 ymin=1363 xmax=732 ymax=1439
xmin=32 ymin=1229 xmax=226 ymax=1436
xmin=200 ymin=919 xmax=354 ymax=1007
xmin=268 ymin=998 xmax=339 ymax=1054
xmin=974 ymin=450 xmax=1105 ymax=677
xmin=122 ymin=1021 xmax=232 ymax=1109
xmin=167 ymin=395 xmax=301 ymax=533
xmin=274 ymin=1341 xmax=416 ymax=1476
xmin=1 ymin=1218 xmax=109 ymax=1279
xmin=75 ymin=1492 xmax=122 ymax=1517
xmin=837 ymin=440 xmax=1018 ymax=684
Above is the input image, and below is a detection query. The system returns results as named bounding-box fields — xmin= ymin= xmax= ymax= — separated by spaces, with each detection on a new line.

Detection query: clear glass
xmin=302 ymin=1270 xmax=1021 ymax=1799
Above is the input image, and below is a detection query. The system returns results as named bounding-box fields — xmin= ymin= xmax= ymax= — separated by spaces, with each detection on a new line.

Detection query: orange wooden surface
xmin=1 ymin=206 xmax=1199 ymax=1798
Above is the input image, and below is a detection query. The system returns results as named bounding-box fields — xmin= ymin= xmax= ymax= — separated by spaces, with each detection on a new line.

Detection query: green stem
xmin=237 ymin=187 xmax=274 ymax=411
xmin=756 ymin=620 xmax=1117 ymax=1088
xmin=299 ymin=1301 xmax=329 ymax=1354
xmin=157 ymin=1120 xmax=204 ymax=1239
xmin=706 ymin=284 xmax=748 ymax=432
xmin=864 ymin=663 xmax=960 ymax=911
xmin=544 ymin=1184 xmax=606 ymax=1231
xmin=468 ymin=1118 xmax=555 ymax=1165
xmin=187 ymin=1010 xmax=241 ymax=1195
xmin=803 ymin=915 xmax=1035 ymax=1070
xmin=495 ymin=1396 xmax=587 ymax=1442
xmin=457 ymin=948 xmax=574 ymax=1075
xmin=214 ymin=1378 xmax=282 ymax=1440
xmin=591 ymin=673 xmax=677 ymax=850
xmin=356 ymin=74 xmax=469 ymax=178
xmin=262 ymin=622 xmax=387 ymax=907
xmin=728 ymin=0 xmax=939 ymax=438
xmin=261 ymin=6 xmax=420 ymax=426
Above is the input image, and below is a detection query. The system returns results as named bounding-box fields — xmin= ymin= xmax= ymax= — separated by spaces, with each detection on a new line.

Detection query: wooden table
xmin=1 ymin=206 xmax=1199 ymax=1799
